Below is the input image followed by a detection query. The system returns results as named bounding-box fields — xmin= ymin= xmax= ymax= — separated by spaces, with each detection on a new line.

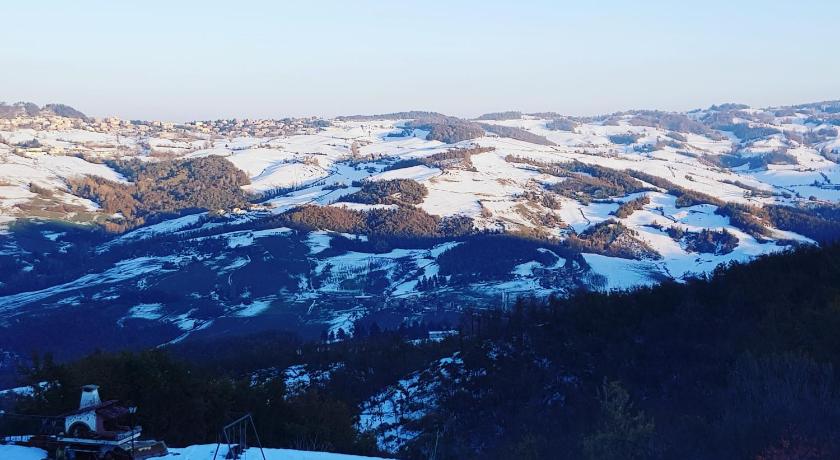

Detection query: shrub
xmin=340 ymin=179 xmax=428 ymax=205
xmin=710 ymin=103 xmax=750 ymax=111
xmin=44 ymin=103 xmax=87 ymax=119
xmin=282 ymin=205 xmax=366 ymax=234
xmin=406 ymin=117 xmax=485 ymax=144
xmin=674 ymin=228 xmax=740 ymax=254
xmin=383 ymin=158 xmax=425 ymax=171
xmin=566 ymin=220 xmax=660 ymax=260
xmin=626 ymin=111 xmax=710 ymax=135
xmin=718 ymin=123 xmax=781 ymax=142
xmin=626 ymin=171 xmax=722 ymax=208
xmin=552 ymin=163 xmax=649 ymax=201
xmin=480 ymin=123 xmax=555 ymax=146
xmin=545 ymin=118 xmax=578 ymax=132
xmin=28 ymin=183 xmax=54 ymax=197
xmin=715 ymin=203 xmax=772 ymax=239
xmin=280 ymin=204 xmax=474 ymax=240
xmin=0 ymin=101 xmax=41 ymax=118
xmin=720 ymin=150 xmax=798 ymax=169
xmin=476 ymin=111 xmax=522 ymax=121
xmin=384 ymin=147 xmax=494 ymax=172
xmin=765 ymin=204 xmax=840 ymax=244
xmin=521 ymin=190 xmax=563 ymax=210
xmin=437 ymin=234 xmax=563 ymax=280
xmin=16 ymin=139 xmax=43 ymax=149
xmin=336 ymin=111 xmax=447 ymax=122
xmin=609 ymin=133 xmax=642 ymax=145
xmin=612 ymin=196 xmax=650 ymax=218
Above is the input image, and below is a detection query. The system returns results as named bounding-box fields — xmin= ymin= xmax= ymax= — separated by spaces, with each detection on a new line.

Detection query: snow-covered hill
xmin=1 ymin=100 xmax=839 ymax=378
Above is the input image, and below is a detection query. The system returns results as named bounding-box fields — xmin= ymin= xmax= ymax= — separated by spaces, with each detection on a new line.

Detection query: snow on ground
xmin=0 ymin=185 xmax=36 ymax=225
xmin=327 ymin=307 xmax=366 ymax=338
xmin=358 ymin=355 xmax=461 ymax=453
xmin=315 ymin=242 xmax=459 ymax=297
xmin=225 ymin=228 xmax=293 ymax=248
xmin=280 ymin=363 xmax=340 ymax=399
xmin=0 ymin=255 xmax=184 ymax=314
xmin=386 ymin=242 xmax=459 ymax=298
xmin=0 ymin=384 xmax=38 ymax=398
xmin=615 ymin=192 xmax=798 ymax=280
xmin=0 ymin=150 xmax=129 ymax=226
xmin=167 ymin=309 xmax=204 ymax=331
xmin=418 ymin=149 xmax=537 ymax=218
xmin=0 ymin=151 xmax=126 ymax=187
xmin=745 ymin=162 xmax=840 ymax=202
xmin=283 ymin=364 xmax=313 ymax=397
xmin=366 ymin=165 xmax=441 ymax=182
xmin=359 ymin=372 xmax=425 ymax=452
xmin=306 ymin=231 xmax=332 ymax=254
xmin=244 ymin=159 xmax=329 ymax=193
xmin=582 ymin=254 xmax=664 ymax=291
xmin=330 ymin=203 xmax=397 ymax=211
xmin=262 ymin=162 xmax=374 ymax=213
xmin=232 ymin=298 xmax=274 ymax=317
xmin=118 ymin=303 xmax=164 ymax=325
xmin=0 ymin=445 xmax=47 ymax=460
xmin=0 ymin=444 xmax=388 ymax=460
xmin=101 ymin=213 xmax=205 ymax=248
xmin=220 ymin=256 xmax=251 ymax=272
xmin=557 ymin=199 xmax=620 ymax=233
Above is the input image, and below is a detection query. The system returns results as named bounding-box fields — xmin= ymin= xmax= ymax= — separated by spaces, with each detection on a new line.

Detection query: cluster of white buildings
xmin=1 ymin=112 xmax=325 ymax=141
xmin=183 ymin=117 xmax=324 ymax=137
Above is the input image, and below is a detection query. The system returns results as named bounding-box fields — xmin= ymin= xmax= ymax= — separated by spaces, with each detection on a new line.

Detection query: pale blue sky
xmin=2 ymin=0 xmax=838 ymax=121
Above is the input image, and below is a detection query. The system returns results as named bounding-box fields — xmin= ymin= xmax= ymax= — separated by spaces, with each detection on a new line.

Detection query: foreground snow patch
xmin=158 ymin=445 xmax=388 ymax=459
xmin=0 ymin=444 xmax=389 ymax=460
xmin=0 ymin=445 xmax=48 ymax=460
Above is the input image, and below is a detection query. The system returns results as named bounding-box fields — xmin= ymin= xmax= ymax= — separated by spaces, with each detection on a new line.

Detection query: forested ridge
xmin=68 ymin=156 xmax=251 ymax=231
xmin=421 ymin=243 xmax=840 ymax=459
xmin=5 ymin=244 xmax=840 ymax=459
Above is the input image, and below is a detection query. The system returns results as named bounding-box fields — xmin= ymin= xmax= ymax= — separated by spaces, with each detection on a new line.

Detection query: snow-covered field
xmin=4 ymin=105 xmax=839 ymax=232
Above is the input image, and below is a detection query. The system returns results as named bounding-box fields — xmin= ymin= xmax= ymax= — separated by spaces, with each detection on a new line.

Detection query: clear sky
xmin=2 ymin=0 xmax=839 ymax=121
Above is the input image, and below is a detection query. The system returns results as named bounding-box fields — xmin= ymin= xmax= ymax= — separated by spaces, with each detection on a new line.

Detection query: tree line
xmin=407 ymin=243 xmax=840 ymax=459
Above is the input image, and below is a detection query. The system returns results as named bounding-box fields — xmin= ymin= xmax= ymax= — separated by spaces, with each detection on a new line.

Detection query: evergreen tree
xmin=582 ymin=381 xmax=655 ymax=460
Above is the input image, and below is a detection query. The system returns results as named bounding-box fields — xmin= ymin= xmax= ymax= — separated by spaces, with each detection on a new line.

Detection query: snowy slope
xmin=1 ymin=101 xmax=839 ymax=369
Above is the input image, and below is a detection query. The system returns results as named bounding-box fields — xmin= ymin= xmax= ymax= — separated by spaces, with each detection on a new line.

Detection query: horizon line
xmin=3 ymin=97 xmax=840 ymax=124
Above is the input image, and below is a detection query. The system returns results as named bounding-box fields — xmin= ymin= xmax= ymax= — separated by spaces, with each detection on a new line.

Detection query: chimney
xmin=80 ymin=384 xmax=101 ymax=409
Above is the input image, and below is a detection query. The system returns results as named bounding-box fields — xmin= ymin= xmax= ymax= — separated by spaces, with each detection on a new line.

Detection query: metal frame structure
xmin=212 ymin=414 xmax=266 ymax=460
